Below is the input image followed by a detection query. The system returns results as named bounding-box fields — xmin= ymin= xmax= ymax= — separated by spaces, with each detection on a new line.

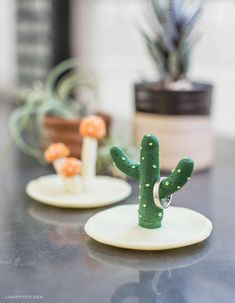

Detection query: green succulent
xmin=141 ymin=0 xmax=202 ymax=86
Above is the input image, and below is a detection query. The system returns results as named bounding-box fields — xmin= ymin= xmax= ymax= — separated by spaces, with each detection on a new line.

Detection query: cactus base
xmin=139 ymin=221 xmax=161 ymax=229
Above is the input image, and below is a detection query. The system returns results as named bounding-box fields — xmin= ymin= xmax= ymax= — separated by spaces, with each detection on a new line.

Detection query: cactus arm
xmin=159 ymin=158 xmax=194 ymax=199
xmin=110 ymin=146 xmax=139 ymax=179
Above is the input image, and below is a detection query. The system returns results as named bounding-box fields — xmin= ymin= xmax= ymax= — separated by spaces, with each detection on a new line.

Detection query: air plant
xmin=141 ymin=0 xmax=202 ymax=89
xmin=9 ymin=59 xmax=97 ymax=161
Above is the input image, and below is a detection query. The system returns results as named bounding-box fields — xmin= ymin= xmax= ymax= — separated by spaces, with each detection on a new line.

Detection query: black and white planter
xmin=134 ymin=82 xmax=213 ymax=172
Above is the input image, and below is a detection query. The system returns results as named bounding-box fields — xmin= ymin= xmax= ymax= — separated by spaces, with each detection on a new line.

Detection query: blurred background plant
xmin=141 ymin=0 xmax=202 ymax=89
xmin=9 ymin=58 xmax=98 ymax=162
xmin=134 ymin=0 xmax=213 ymax=173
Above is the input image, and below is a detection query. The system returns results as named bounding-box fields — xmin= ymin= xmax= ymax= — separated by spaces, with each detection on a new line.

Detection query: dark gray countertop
xmin=0 ymin=103 xmax=235 ymax=302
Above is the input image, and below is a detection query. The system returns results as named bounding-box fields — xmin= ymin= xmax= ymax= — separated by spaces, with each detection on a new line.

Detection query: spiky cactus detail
xmin=110 ymin=134 xmax=194 ymax=229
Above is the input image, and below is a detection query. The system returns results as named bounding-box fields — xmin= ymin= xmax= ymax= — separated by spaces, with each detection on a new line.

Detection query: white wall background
xmin=72 ymin=0 xmax=235 ymax=139
xmin=0 ymin=0 xmax=16 ymax=94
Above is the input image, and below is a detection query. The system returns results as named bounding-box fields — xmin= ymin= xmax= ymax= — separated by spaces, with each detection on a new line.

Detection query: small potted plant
xmin=10 ymin=59 xmax=111 ymax=162
xmin=134 ymin=0 xmax=213 ymax=172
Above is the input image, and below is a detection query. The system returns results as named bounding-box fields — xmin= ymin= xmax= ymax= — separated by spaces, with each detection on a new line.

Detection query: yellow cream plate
xmin=85 ymin=204 xmax=212 ymax=250
xmin=26 ymin=175 xmax=131 ymax=208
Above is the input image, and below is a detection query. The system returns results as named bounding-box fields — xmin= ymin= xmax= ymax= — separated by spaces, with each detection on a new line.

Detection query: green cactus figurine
xmin=110 ymin=134 xmax=194 ymax=229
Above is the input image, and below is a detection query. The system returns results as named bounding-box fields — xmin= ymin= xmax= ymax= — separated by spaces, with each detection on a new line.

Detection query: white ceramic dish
xmin=85 ymin=204 xmax=212 ymax=251
xmin=26 ymin=175 xmax=131 ymax=208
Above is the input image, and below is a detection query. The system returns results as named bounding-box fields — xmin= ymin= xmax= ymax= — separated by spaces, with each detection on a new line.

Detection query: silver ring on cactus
xmin=153 ymin=178 xmax=172 ymax=209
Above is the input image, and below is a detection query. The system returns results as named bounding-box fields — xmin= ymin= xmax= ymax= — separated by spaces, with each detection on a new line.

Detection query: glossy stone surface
xmin=0 ymin=103 xmax=234 ymax=302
